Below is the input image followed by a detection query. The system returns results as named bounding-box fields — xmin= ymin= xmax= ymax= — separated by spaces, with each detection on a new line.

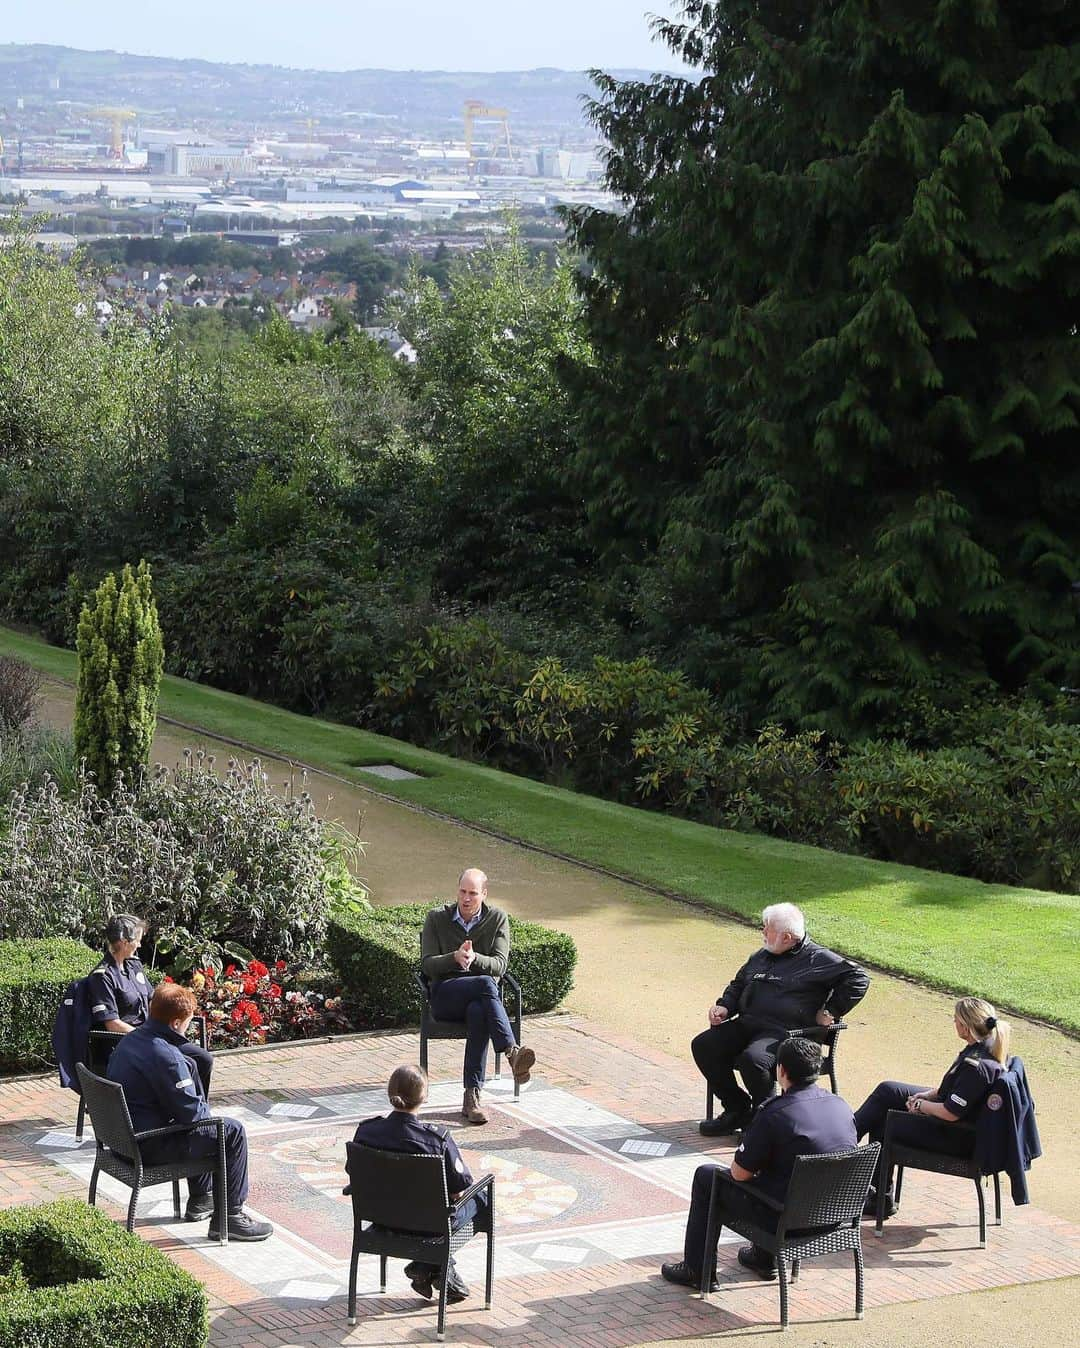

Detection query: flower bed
xmin=175 ymin=958 xmax=354 ymax=1048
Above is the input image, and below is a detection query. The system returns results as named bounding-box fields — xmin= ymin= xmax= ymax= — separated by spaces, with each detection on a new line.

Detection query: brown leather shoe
xmin=462 ymin=1087 xmax=488 ymax=1125
xmin=506 ymin=1045 xmax=535 ymax=1084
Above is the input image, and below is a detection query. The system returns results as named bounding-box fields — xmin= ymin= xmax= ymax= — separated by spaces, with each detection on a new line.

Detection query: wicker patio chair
xmin=875 ymin=1111 xmax=999 ymax=1245
xmin=412 ymin=970 xmax=524 ymax=1098
xmin=704 ymin=1022 xmax=847 ymax=1123
xmin=76 ymin=1063 xmax=228 ymax=1244
xmin=75 ymin=1016 xmax=208 ymax=1141
xmin=345 ymin=1140 xmax=495 ymax=1341
xmin=701 ymin=1143 xmax=880 ymax=1330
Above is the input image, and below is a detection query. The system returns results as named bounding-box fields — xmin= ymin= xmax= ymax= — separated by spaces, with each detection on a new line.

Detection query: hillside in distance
xmin=0 ymin=43 xmax=661 ymax=136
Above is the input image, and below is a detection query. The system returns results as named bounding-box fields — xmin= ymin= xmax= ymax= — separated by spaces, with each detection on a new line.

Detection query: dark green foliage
xmin=565 ymin=0 xmax=1080 ymax=730
xmin=0 ymin=938 xmax=97 ymax=1071
xmin=326 ymin=902 xmax=577 ymax=1025
xmin=0 ymin=1200 xmax=208 ymax=1348
xmin=73 ymin=562 xmax=164 ymax=794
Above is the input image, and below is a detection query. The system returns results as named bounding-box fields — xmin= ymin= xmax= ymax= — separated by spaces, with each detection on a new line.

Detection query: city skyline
xmin=4 ymin=1 xmax=690 ymax=74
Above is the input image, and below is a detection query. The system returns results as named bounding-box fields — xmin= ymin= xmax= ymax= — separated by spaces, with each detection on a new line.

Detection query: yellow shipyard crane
xmin=463 ymin=100 xmax=513 ymax=178
xmin=91 ymin=106 xmax=137 ymax=159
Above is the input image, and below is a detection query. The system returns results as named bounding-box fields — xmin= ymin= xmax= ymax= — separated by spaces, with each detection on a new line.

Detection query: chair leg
xmin=494 ymin=1049 xmax=502 ymax=1080
xmin=88 ymin=1161 xmax=100 ymax=1207
xmin=705 ymin=1083 xmax=714 ymax=1122
xmin=419 ymin=1028 xmax=429 ymax=1075
xmin=347 ymin=1240 xmax=359 ymax=1326
xmin=127 ymin=1184 xmax=140 ymax=1233
xmin=854 ymin=1241 xmax=865 ymax=1320
xmin=894 ymin=1165 xmax=904 ymax=1206
xmin=777 ymin=1256 xmax=790 ymax=1330
xmin=436 ymin=1257 xmax=449 ymax=1341
xmin=791 ymin=1257 xmax=801 ymax=1283
xmin=828 ymin=1053 xmax=838 ymax=1095
xmin=976 ymin=1178 xmax=987 ymax=1247
xmin=993 ymin=1171 xmax=1002 ymax=1225
xmin=76 ymin=1097 xmax=86 ymax=1142
xmin=379 ymin=1254 xmax=387 ymax=1293
xmin=484 ymin=1228 xmax=494 ymax=1310
xmin=172 ymin=1178 xmax=181 ymax=1220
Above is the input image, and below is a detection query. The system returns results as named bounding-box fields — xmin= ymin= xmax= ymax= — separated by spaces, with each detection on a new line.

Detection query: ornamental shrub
xmin=179 ymin=957 xmax=355 ymax=1048
xmin=0 ymin=755 xmax=364 ymax=972
xmin=73 ymin=561 xmax=164 ymax=795
xmin=326 ymin=902 xmax=577 ymax=1026
xmin=0 ymin=657 xmax=42 ymax=733
xmin=0 ymin=1199 xmax=207 ymax=1348
xmin=0 ymin=938 xmax=98 ymax=1071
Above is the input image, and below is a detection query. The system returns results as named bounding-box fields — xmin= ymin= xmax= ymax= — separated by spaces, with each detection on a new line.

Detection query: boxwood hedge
xmin=0 ymin=1199 xmax=208 ymax=1348
xmin=327 ymin=902 xmax=576 ymax=1026
xmin=0 ymin=938 xmax=99 ymax=1072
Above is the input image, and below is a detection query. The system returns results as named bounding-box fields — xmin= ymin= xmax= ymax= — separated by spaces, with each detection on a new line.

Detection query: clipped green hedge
xmin=327 ymin=902 xmax=577 ymax=1026
xmin=0 ymin=1200 xmax=208 ymax=1348
xmin=0 ymin=939 xmax=99 ymax=1072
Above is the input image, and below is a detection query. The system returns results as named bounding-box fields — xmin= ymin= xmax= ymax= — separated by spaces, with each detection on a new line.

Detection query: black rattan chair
xmin=75 ymin=1016 xmax=208 ymax=1141
xmin=75 ymin=1063 xmax=228 ymax=1244
xmin=704 ymin=1022 xmax=847 ymax=1122
xmin=345 ymin=1140 xmax=494 ymax=1341
xmin=875 ymin=1110 xmax=999 ymax=1246
xmin=413 ymin=970 xmax=524 ymax=1099
xmin=701 ymin=1143 xmax=880 ymax=1330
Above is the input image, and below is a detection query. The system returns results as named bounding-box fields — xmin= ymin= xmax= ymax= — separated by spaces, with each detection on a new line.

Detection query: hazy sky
xmin=6 ymin=1 xmax=690 ymax=73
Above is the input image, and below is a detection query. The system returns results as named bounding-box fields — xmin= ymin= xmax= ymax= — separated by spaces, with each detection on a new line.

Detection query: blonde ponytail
xmin=955 ymin=997 xmax=1010 ymax=1065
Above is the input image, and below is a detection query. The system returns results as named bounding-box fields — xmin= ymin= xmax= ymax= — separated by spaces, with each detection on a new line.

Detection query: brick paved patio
xmin=3 ymin=1014 xmax=1078 ymax=1345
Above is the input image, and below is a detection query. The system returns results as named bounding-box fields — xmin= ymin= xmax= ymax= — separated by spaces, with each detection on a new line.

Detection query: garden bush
xmin=0 ymin=938 xmax=98 ymax=1071
xmin=0 ymin=1199 xmax=207 ymax=1348
xmin=0 ymin=755 xmax=364 ymax=973
xmin=326 ymin=901 xmax=577 ymax=1026
xmin=0 ymin=656 xmax=42 ymax=733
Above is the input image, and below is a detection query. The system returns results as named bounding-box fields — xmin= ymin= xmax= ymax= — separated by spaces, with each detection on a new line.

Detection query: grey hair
xmin=762 ymin=903 xmax=805 ymax=939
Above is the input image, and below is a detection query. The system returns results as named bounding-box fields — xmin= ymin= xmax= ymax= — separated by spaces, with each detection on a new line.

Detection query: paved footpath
xmin=3 ymin=1014 xmax=1079 ymax=1346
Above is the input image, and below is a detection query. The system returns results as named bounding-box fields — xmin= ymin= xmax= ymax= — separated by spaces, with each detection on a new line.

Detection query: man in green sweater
xmin=420 ymin=868 xmax=536 ymax=1124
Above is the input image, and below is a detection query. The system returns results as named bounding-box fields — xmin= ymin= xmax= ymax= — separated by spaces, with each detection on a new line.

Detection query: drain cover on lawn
xmin=356 ymin=763 xmax=422 ymax=780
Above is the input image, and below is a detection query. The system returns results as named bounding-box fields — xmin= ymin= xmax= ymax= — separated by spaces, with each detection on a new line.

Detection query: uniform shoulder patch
xmin=986 ymin=1093 xmax=1003 ymax=1111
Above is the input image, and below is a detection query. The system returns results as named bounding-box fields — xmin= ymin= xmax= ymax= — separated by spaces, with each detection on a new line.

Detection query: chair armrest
xmin=729 ymin=1178 xmax=786 ymax=1213
xmin=450 ymin=1172 xmax=494 ymax=1213
xmin=134 ymin=1116 xmax=225 ymax=1143
xmin=500 ymin=971 xmax=522 ymax=1018
xmin=784 ymin=1022 xmax=847 ymax=1042
xmin=412 ymin=970 xmax=430 ymax=1001
xmin=189 ymin=1015 xmax=208 ymax=1049
xmin=883 ymin=1107 xmax=975 ymax=1140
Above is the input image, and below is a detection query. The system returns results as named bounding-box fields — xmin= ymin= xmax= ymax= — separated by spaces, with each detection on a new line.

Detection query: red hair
xmin=150 ymin=983 xmax=197 ymax=1023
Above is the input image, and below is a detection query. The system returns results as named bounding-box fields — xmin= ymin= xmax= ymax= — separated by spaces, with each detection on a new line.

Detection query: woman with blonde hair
xmin=852 ymin=997 xmax=1011 ymax=1215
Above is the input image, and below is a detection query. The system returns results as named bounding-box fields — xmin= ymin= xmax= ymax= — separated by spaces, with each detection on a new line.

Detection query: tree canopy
xmin=566 ymin=0 xmax=1080 ymax=731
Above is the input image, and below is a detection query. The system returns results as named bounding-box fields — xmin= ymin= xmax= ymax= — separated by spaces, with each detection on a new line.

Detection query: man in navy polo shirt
xmin=662 ymin=1037 xmax=857 ymax=1286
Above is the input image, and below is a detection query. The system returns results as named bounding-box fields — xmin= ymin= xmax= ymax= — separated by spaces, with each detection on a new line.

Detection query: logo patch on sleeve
xmin=175 ymin=1077 xmax=194 ymax=1090
xmin=91 ymin=1004 xmax=108 ymax=1014
xmin=986 ymin=1093 xmax=1003 ymax=1111
xmin=949 ymin=1094 xmax=967 ymax=1107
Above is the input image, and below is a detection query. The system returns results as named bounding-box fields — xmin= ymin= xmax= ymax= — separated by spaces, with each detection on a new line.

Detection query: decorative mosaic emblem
xmin=475 ymin=1153 xmax=577 ymax=1225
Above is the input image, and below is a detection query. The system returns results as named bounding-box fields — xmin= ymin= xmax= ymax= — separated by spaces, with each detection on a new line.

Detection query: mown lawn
xmin=3 ymin=624 xmax=1077 ymax=1032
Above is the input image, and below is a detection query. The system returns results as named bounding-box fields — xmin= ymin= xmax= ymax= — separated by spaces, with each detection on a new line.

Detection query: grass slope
xmin=3 ymin=625 xmax=1077 ymax=1031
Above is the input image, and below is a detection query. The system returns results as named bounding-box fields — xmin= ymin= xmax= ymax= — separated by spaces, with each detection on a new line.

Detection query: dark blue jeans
xmin=430 ymin=976 xmax=515 ymax=1090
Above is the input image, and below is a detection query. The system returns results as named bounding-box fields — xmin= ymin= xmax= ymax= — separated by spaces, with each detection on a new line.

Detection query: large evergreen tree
xmin=566 ymin=0 xmax=1080 ymax=731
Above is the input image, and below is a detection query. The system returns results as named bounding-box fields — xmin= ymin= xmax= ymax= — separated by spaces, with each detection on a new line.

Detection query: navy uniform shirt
xmin=88 ymin=956 xmax=151 ymax=1027
xmin=107 ymin=1020 xmax=209 ymax=1135
xmin=352 ymin=1110 xmax=473 ymax=1198
xmin=936 ymin=1040 xmax=1004 ymax=1121
xmin=734 ymin=1082 xmax=857 ymax=1201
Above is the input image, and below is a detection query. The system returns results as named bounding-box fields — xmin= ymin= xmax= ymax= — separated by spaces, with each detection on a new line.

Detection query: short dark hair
xmin=104 ymin=914 xmax=144 ymax=949
xmin=777 ymin=1037 xmax=822 ymax=1084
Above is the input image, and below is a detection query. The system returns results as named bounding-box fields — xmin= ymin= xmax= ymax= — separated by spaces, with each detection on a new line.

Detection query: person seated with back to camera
xmin=853 ymin=996 xmax=1013 ymax=1216
xmin=88 ymin=913 xmax=214 ymax=1097
xmin=351 ymin=1064 xmax=487 ymax=1304
xmin=107 ymin=982 xmax=272 ymax=1241
xmin=662 ymin=1036 xmax=858 ymax=1287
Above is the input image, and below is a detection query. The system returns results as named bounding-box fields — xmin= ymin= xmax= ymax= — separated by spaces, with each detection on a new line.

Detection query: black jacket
xmin=975 ymin=1056 xmax=1041 ymax=1205
xmin=719 ymin=936 xmax=870 ymax=1029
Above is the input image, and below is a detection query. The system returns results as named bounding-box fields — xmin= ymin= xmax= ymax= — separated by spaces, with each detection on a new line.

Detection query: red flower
xmin=247 ymin=960 xmax=269 ymax=979
xmin=269 ymin=983 xmax=282 ymax=1000
xmin=163 ymin=975 xmax=174 ymax=984
xmin=202 ymin=967 xmax=216 ymax=982
xmin=230 ymin=1005 xmax=244 ymax=1024
xmin=240 ymin=974 xmax=257 ymax=995
xmin=275 ymin=959 xmax=287 ymax=972
xmin=225 ymin=964 xmax=236 ymax=976
xmin=245 ymin=1003 xmax=263 ymax=1027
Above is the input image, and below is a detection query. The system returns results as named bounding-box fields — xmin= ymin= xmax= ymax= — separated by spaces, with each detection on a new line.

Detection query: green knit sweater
xmin=420 ymin=902 xmax=510 ymax=985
